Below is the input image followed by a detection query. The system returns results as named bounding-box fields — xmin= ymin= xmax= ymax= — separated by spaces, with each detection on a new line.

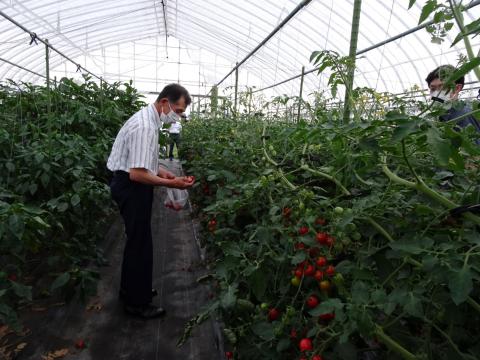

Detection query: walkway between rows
xmin=18 ymin=160 xmax=222 ymax=360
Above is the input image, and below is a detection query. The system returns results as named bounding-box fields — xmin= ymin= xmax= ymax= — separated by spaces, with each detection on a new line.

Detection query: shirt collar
xmin=149 ymin=103 xmax=162 ymax=128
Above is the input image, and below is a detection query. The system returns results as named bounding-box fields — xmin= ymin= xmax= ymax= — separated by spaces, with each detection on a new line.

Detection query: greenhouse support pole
xmin=45 ymin=39 xmax=51 ymax=114
xmin=234 ymin=63 xmax=239 ymax=119
xmin=297 ymin=66 xmax=305 ymax=123
xmin=342 ymin=0 xmax=362 ymax=124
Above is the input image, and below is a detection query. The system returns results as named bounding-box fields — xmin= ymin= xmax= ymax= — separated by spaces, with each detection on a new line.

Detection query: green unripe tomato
xmin=291 ymin=277 xmax=300 ymax=286
xmin=260 ymin=302 xmax=269 ymax=310
xmin=346 ymin=223 xmax=357 ymax=232
xmin=334 ymin=206 xmax=344 ymax=214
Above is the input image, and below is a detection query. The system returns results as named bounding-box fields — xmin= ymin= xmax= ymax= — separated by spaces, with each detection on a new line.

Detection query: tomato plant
xmin=0 ymin=76 xmax=144 ymax=330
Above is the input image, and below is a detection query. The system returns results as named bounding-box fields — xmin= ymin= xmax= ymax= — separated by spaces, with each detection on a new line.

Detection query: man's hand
xmin=157 ymin=167 xmax=175 ymax=179
xmin=169 ymin=176 xmax=195 ymax=189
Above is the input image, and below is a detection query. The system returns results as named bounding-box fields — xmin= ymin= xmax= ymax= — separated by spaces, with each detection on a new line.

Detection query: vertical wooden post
xmin=297 ymin=66 xmax=305 ymax=123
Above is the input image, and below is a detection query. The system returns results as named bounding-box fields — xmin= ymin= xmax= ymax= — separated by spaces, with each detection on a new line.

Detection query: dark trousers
xmin=169 ymin=133 xmax=181 ymax=159
xmin=110 ymin=171 xmax=154 ymax=306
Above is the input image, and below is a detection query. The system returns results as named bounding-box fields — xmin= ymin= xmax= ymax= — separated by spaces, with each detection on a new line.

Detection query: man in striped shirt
xmin=107 ymin=84 xmax=194 ymax=319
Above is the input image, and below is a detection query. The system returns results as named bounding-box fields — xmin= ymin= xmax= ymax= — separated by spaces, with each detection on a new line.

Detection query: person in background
xmin=426 ymin=64 xmax=480 ymax=132
xmin=168 ymin=117 xmax=183 ymax=161
xmin=107 ymin=83 xmax=195 ymax=319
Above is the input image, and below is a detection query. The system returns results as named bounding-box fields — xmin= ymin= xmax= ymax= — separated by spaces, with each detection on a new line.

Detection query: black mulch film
xmin=16 ymin=160 xmax=222 ymax=360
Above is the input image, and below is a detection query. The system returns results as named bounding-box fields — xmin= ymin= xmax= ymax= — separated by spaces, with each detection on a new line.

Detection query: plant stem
xmin=375 ymin=325 xmax=418 ymax=360
xmin=366 ymin=217 xmax=394 ymax=242
xmin=381 ymin=155 xmax=480 ymax=225
xmin=426 ymin=318 xmax=477 ymax=360
xmin=401 ymin=140 xmax=420 ymax=182
xmin=448 ymin=0 xmax=480 ymax=81
xmin=262 ymin=124 xmax=297 ymax=191
xmin=466 ymin=297 xmax=480 ymax=313
xmin=301 ymin=164 xmax=351 ymax=195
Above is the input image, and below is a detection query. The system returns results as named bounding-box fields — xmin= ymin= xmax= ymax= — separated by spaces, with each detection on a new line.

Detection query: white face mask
xmin=430 ymin=89 xmax=451 ymax=103
xmin=160 ymin=102 xmax=180 ymax=124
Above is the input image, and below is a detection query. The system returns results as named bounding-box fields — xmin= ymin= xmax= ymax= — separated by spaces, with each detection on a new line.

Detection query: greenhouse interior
xmin=1 ymin=0 xmax=480 ymax=359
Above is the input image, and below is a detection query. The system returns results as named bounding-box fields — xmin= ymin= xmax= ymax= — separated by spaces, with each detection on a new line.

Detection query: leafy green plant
xmin=0 ymin=76 xmax=145 ymax=329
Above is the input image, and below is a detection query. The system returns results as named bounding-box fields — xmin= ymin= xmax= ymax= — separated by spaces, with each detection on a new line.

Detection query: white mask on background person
xmin=160 ymin=102 xmax=180 ymax=124
xmin=430 ymin=89 xmax=451 ymax=103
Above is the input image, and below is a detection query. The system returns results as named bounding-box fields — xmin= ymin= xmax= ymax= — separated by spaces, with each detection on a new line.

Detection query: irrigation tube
xmin=252 ymin=0 xmax=480 ymax=94
xmin=0 ymin=10 xmax=104 ymax=82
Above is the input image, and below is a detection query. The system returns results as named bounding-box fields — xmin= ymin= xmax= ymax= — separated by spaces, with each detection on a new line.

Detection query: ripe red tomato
xmin=299 ymin=338 xmax=313 ymax=352
xmin=290 ymin=328 xmax=298 ymax=339
xmin=295 ymin=269 xmax=303 ymax=278
xmin=308 ymin=247 xmax=320 ymax=258
xmin=304 ymin=264 xmax=315 ymax=277
xmin=268 ymin=308 xmax=280 ymax=321
xmin=75 ymin=339 xmax=86 ymax=349
xmin=298 ymin=226 xmax=309 ymax=235
xmin=325 ymin=236 xmax=335 ymax=247
xmin=314 ymin=270 xmax=324 ymax=281
xmin=315 ymin=232 xmax=328 ymax=244
xmin=326 ymin=265 xmax=335 ymax=277
xmin=306 ymin=295 xmax=319 ymax=309
xmin=316 ymin=256 xmax=327 ymax=268
xmin=295 ymin=242 xmax=306 ymax=250
xmin=315 ymin=217 xmax=327 ymax=226
xmin=312 ymin=355 xmax=324 ymax=360
xmin=225 ymin=351 xmax=234 ymax=359
xmin=319 ymin=313 xmax=335 ymax=321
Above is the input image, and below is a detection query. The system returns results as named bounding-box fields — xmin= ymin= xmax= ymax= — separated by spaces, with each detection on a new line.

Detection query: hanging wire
xmin=0 ymin=11 xmax=105 ymax=82
xmin=374 ymin=0 xmax=395 ymax=91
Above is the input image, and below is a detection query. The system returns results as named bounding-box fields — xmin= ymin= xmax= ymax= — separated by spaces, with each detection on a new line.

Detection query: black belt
xmin=114 ymin=170 xmax=129 ymax=176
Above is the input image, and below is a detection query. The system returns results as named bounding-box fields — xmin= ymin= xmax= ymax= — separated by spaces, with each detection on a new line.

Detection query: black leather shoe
xmin=124 ymin=304 xmax=166 ymax=319
xmin=119 ymin=288 xmax=158 ymax=301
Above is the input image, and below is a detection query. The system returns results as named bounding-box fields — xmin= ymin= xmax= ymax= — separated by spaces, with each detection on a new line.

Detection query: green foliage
xmin=180 ymin=89 xmax=480 ymax=359
xmin=0 ymin=76 xmax=145 ymax=329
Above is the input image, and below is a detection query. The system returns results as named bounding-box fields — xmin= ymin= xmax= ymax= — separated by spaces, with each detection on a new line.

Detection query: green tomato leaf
xmin=419 ymin=0 xmax=438 ymax=24
xmin=248 ymin=269 xmax=267 ymax=301
xmin=50 ymin=272 xmax=71 ymax=292
xmin=71 ymin=194 xmax=81 ymax=207
xmin=11 ymin=282 xmax=32 ymax=301
xmin=220 ymin=285 xmax=237 ymax=309
xmin=251 ymin=322 xmax=275 ymax=341
xmin=427 ymin=127 xmax=451 ymax=167
xmin=309 ymin=298 xmax=343 ymax=316
xmin=291 ymin=251 xmax=307 ymax=265
xmin=449 ymin=266 xmax=473 ymax=305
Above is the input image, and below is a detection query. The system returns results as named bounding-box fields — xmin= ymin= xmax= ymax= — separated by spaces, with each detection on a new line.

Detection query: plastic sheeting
xmin=0 ymin=0 xmax=479 ymax=99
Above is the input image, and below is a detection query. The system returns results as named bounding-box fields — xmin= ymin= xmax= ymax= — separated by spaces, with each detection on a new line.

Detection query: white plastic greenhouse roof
xmin=0 ymin=0 xmax=479 ymax=99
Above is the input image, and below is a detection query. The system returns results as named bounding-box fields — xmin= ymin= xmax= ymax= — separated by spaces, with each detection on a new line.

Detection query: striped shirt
xmin=107 ymin=104 xmax=161 ymax=174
